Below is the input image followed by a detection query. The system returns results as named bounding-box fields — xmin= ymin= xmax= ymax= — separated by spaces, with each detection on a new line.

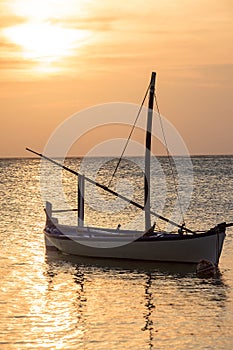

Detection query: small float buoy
xmin=196 ymin=259 xmax=216 ymax=276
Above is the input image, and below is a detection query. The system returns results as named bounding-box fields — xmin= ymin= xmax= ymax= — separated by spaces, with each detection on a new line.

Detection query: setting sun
xmin=3 ymin=0 xmax=92 ymax=75
xmin=4 ymin=22 xmax=90 ymax=63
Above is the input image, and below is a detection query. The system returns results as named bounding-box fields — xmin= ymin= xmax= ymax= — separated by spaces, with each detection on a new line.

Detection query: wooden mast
xmin=144 ymin=72 xmax=156 ymax=231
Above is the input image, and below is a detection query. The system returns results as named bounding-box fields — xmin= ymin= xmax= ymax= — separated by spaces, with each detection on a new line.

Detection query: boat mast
xmin=144 ymin=72 xmax=156 ymax=231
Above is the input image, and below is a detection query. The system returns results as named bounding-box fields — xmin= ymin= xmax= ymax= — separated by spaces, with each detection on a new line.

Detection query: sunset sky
xmin=0 ymin=0 xmax=232 ymax=157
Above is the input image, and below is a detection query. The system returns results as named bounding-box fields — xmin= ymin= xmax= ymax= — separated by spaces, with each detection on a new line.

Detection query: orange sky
xmin=0 ymin=0 xmax=232 ymax=157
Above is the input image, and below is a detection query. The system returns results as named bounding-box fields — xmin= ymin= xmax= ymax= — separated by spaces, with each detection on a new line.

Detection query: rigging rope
xmin=107 ymin=80 xmax=186 ymax=226
xmin=154 ymin=93 xmax=185 ymax=225
xmin=108 ymin=82 xmax=151 ymax=188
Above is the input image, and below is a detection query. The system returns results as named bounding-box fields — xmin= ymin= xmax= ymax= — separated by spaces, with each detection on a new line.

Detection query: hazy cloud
xmin=0 ymin=15 xmax=26 ymax=28
xmin=50 ymin=15 xmax=119 ymax=32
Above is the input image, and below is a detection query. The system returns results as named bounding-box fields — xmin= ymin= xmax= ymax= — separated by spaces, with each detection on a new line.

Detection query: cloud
xmin=50 ymin=15 xmax=119 ymax=32
xmin=0 ymin=57 xmax=36 ymax=69
xmin=0 ymin=15 xmax=26 ymax=29
xmin=0 ymin=38 xmax=36 ymax=72
xmin=192 ymin=64 xmax=233 ymax=87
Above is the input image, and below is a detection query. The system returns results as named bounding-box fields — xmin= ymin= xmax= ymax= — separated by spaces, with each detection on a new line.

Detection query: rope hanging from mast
xmin=154 ymin=93 xmax=186 ymax=226
xmin=107 ymin=76 xmax=186 ymax=227
xmin=108 ymin=82 xmax=151 ymax=188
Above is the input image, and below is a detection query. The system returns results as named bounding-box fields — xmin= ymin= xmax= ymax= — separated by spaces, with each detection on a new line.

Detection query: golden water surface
xmin=1 ymin=157 xmax=233 ymax=349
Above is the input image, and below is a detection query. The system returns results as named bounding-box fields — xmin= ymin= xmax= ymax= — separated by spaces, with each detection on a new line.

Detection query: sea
xmin=0 ymin=155 xmax=233 ymax=350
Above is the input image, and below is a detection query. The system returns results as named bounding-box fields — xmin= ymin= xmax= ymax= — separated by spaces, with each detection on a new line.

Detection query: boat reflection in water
xmin=44 ymin=249 xmax=228 ymax=350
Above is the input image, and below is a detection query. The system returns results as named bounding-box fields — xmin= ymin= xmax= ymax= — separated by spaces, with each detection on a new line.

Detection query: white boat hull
xmin=44 ymin=225 xmax=226 ymax=265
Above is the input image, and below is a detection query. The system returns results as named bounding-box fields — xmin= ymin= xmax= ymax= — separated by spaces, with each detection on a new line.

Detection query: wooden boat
xmin=26 ymin=72 xmax=232 ymax=265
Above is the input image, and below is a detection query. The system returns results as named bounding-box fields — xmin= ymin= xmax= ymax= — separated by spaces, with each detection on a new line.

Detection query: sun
xmin=4 ymin=22 xmax=90 ymax=63
xmin=3 ymin=0 xmax=92 ymax=75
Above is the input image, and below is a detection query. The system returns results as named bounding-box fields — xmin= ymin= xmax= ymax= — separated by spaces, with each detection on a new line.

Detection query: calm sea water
xmin=0 ymin=156 xmax=233 ymax=349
